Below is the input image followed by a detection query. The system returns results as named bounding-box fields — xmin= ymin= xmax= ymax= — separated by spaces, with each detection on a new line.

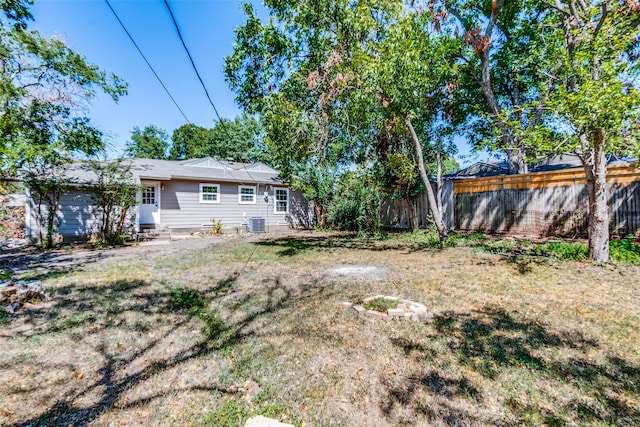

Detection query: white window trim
xmin=274 ymin=187 xmax=289 ymax=214
xmin=238 ymin=185 xmax=256 ymax=204
xmin=200 ymin=183 xmax=221 ymax=204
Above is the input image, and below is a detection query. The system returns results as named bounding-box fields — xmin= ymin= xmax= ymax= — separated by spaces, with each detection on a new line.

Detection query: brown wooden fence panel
xmin=381 ymin=165 xmax=640 ymax=237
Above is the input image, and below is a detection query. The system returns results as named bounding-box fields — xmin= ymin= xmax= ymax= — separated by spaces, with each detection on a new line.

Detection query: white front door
xmin=139 ymin=183 xmax=160 ymax=225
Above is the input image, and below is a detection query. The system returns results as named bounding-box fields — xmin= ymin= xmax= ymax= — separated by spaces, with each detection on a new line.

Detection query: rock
xmin=353 ymin=305 xmax=366 ymax=313
xmin=366 ymin=310 xmax=388 ymax=320
xmin=244 ymin=415 xmax=294 ymax=427
xmin=410 ymin=311 xmax=427 ymax=323
xmin=338 ymin=301 xmax=353 ymax=307
xmin=387 ymin=308 xmax=406 ymax=318
xmin=0 ymin=279 xmax=48 ymax=312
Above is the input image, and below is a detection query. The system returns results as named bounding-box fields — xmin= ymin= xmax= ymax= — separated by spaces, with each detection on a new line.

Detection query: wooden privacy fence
xmin=381 ymin=164 xmax=640 ymax=237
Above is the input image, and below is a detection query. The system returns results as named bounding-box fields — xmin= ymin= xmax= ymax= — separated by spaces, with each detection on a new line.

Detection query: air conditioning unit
xmin=248 ymin=217 xmax=266 ymax=233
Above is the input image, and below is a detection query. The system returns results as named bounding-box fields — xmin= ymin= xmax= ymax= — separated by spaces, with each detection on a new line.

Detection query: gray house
xmin=25 ymin=157 xmax=314 ymax=240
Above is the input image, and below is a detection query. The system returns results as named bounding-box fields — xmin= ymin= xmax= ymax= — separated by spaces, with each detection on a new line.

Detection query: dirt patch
xmin=325 ymin=265 xmax=388 ymax=279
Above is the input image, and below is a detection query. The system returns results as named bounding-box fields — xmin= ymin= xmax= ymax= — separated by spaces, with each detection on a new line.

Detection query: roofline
xmin=168 ymin=175 xmax=282 ymax=185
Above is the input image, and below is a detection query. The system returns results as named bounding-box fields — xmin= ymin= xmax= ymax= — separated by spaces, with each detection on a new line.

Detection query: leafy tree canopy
xmin=169 ymin=114 xmax=267 ymax=163
xmin=125 ymin=125 xmax=169 ymax=159
xmin=0 ymin=0 xmax=127 ymax=174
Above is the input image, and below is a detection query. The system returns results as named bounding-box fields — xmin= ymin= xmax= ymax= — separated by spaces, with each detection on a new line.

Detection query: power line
xmin=162 ymin=0 xmax=225 ymax=126
xmin=161 ymin=0 xmax=260 ymax=185
xmin=104 ymin=0 xmax=191 ymax=124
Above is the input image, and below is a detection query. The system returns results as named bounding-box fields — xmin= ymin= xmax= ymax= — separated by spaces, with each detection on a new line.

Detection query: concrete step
xmin=137 ymin=230 xmax=171 ymax=241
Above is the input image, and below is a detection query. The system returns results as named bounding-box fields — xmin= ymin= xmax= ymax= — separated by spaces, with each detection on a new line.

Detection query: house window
xmin=238 ymin=185 xmax=256 ymax=204
xmin=142 ymin=186 xmax=155 ymax=205
xmin=200 ymin=183 xmax=220 ymax=203
xmin=274 ymin=188 xmax=289 ymax=213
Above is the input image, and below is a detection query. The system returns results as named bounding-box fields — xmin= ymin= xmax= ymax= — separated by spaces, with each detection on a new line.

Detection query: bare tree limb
xmin=593 ymin=1 xmax=608 ymax=39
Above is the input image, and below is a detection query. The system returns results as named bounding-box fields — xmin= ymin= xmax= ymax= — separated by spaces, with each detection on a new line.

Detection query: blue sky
xmin=30 ymin=0 xmax=485 ymax=165
xmin=31 ymin=0 xmax=253 ymax=156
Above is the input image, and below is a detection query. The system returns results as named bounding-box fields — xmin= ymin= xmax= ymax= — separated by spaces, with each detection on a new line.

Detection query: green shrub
xmin=610 ymin=238 xmax=640 ymax=265
xmin=534 ymin=242 xmax=588 ymax=261
xmin=327 ymin=170 xmax=382 ymax=236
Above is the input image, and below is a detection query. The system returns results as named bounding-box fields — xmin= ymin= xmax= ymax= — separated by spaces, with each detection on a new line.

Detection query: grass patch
xmin=204 ymin=399 xmax=249 ymax=427
xmin=364 ymin=297 xmax=398 ymax=312
xmin=0 ymin=305 xmax=10 ymax=325
xmin=168 ymin=286 xmax=206 ymax=314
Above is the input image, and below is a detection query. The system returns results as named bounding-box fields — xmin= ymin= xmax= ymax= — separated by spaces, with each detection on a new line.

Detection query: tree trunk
xmin=405 ymin=118 xmax=447 ymax=245
xmin=45 ymin=193 xmax=61 ymax=249
xmin=314 ymin=199 xmax=326 ymax=228
xmin=436 ymin=146 xmax=443 ymax=215
xmin=409 ymin=197 xmax=419 ymax=230
xmin=583 ymin=130 xmax=609 ymax=262
xmin=477 ymin=46 xmax=526 ymax=175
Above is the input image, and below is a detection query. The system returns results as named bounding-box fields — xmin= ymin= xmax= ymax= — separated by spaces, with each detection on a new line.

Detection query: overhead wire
xmin=162 ymin=0 xmax=226 ymax=127
xmin=161 ymin=0 xmax=261 ymax=187
xmin=104 ymin=0 xmax=191 ymax=124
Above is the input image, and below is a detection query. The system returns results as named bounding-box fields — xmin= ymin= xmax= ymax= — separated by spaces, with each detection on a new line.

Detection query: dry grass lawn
xmin=1 ymin=231 xmax=639 ymax=426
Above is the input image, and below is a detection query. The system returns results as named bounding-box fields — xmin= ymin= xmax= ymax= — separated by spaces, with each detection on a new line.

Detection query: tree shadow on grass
xmin=0 ymin=248 xmax=125 ymax=282
xmin=384 ymin=306 xmax=640 ymax=426
xmin=3 ymin=271 xmax=331 ymax=426
xmin=254 ymin=234 xmax=433 ymax=257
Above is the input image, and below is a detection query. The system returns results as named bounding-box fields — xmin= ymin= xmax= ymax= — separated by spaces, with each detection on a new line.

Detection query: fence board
xmin=381 ymin=165 xmax=640 ymax=237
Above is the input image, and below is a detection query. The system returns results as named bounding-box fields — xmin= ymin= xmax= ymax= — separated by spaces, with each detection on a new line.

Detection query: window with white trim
xmin=142 ymin=186 xmax=155 ymax=205
xmin=238 ymin=185 xmax=256 ymax=204
xmin=199 ymin=183 xmax=220 ymax=203
xmin=274 ymin=188 xmax=289 ymax=213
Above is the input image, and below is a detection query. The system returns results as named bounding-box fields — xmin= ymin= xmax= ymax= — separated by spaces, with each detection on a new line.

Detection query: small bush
xmin=610 ymin=238 xmax=640 ymax=265
xmin=328 ymin=170 xmax=382 ymax=236
xmin=536 ymin=242 xmax=588 ymax=261
xmin=208 ymin=218 xmax=223 ymax=235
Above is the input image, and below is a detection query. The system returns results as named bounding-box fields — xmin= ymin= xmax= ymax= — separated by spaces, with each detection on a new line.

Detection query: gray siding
xmin=28 ymin=189 xmax=100 ymax=239
xmin=159 ymin=180 xmax=313 ymax=230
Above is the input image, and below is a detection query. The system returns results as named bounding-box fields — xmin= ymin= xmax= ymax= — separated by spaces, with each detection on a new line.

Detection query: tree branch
xmin=540 ymin=0 xmax=570 ymax=16
xmin=593 ymin=1 xmax=608 ymax=39
xmin=484 ymin=0 xmax=504 ymax=37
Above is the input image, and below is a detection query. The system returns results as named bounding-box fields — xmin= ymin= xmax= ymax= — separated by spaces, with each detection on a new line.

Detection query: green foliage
xmin=23 ymin=162 xmax=71 ymax=249
xmin=200 ymin=309 xmax=227 ymax=342
xmin=0 ymin=3 xmax=127 ymax=175
xmin=87 ymin=159 xmax=138 ymax=245
xmin=0 ymin=305 xmax=10 ymax=325
xmin=169 ymin=114 xmax=268 ymax=162
xmin=610 ymin=239 xmax=640 ymax=265
xmin=208 ymin=218 xmax=223 ymax=235
xmin=168 ymin=287 xmax=206 ymax=314
xmin=364 ymin=297 xmax=398 ymax=313
xmin=534 ymin=242 xmax=589 ymax=262
xmin=327 ymin=170 xmax=382 ymax=236
xmin=125 ymin=125 xmax=169 ymax=159
xmin=204 ymin=399 xmax=249 ymax=427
